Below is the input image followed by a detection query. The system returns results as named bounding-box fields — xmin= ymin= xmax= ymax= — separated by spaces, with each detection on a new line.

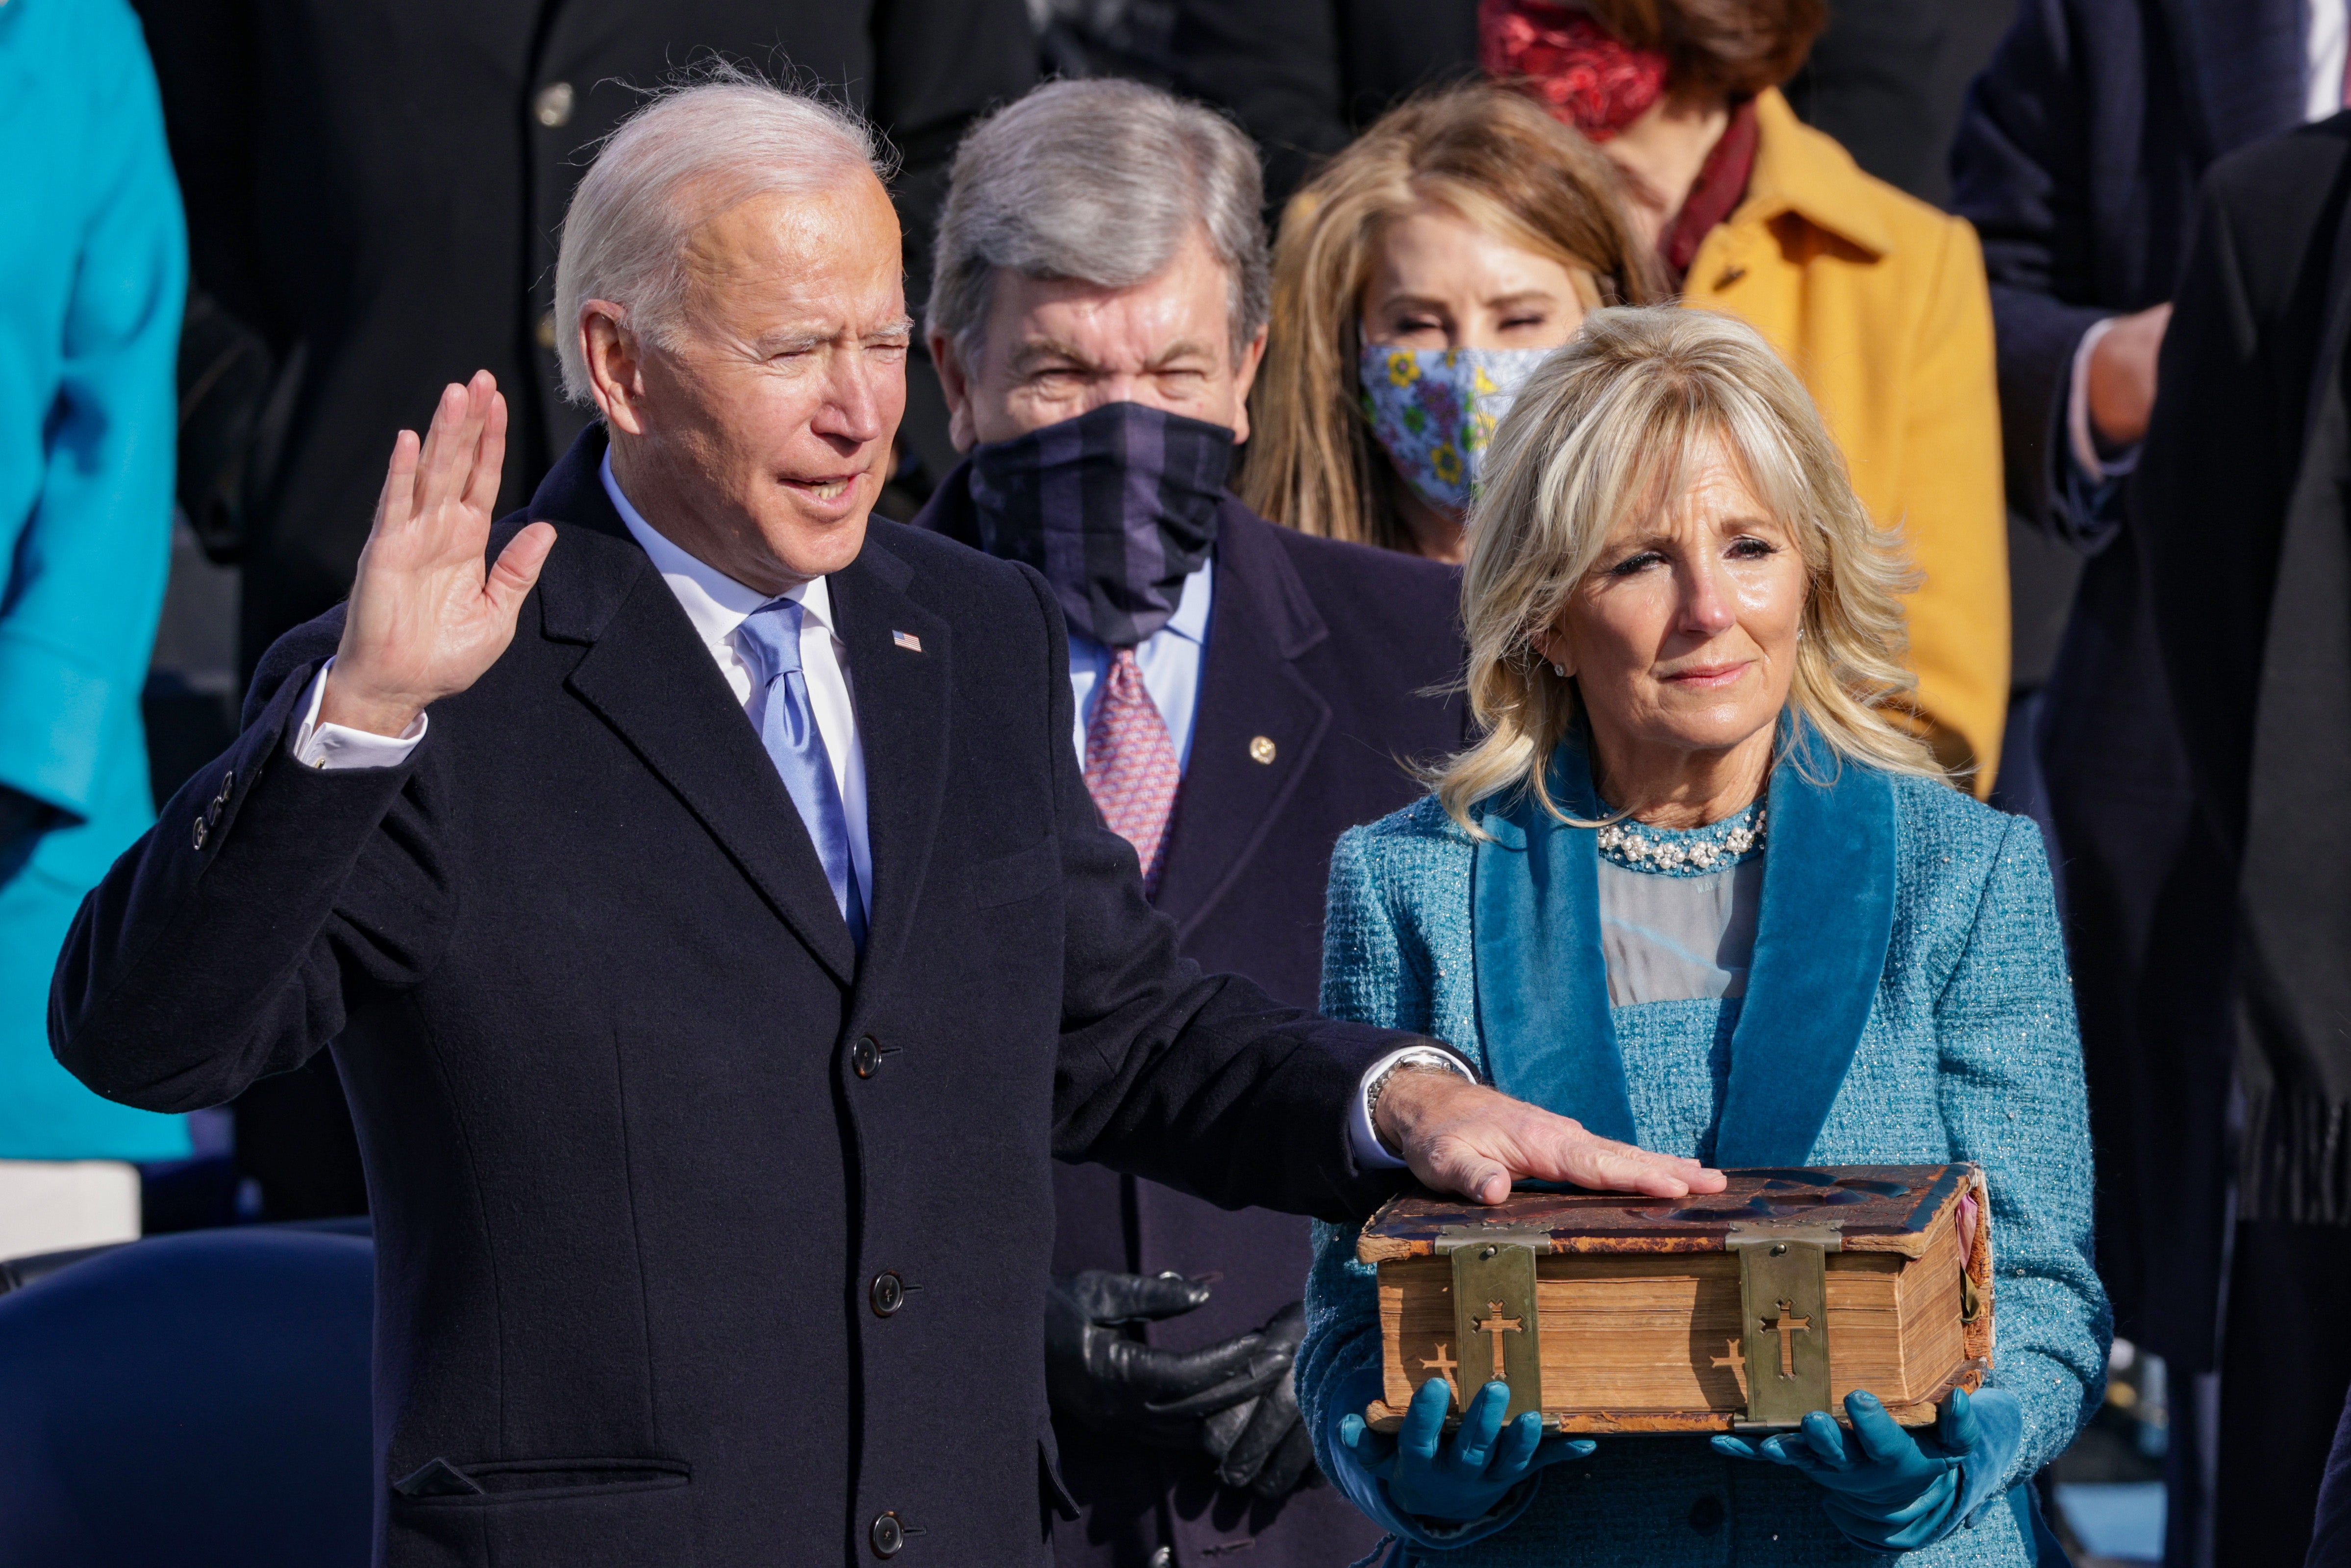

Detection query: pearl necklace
xmin=1593 ymin=798 xmax=1768 ymax=876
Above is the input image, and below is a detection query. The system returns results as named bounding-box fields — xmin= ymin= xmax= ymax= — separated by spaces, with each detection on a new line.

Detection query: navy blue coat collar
xmin=1471 ymin=717 xmax=1897 ymax=1166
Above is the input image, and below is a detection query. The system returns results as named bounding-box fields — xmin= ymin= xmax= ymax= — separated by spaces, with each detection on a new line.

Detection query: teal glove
xmin=1712 ymin=1387 xmax=2009 ymax=1551
xmin=1337 ymin=1376 xmax=1595 ymax=1523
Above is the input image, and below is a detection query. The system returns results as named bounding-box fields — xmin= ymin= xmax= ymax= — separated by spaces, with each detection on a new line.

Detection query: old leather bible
xmin=1358 ymin=1164 xmax=1992 ymax=1433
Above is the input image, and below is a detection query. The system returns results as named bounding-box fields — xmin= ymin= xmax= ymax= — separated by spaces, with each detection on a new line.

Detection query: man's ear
xmin=929 ymin=329 xmax=978 ymax=453
xmin=1228 ymin=324 xmax=1270 ymax=446
xmin=583 ymin=304 xmax=648 ymax=436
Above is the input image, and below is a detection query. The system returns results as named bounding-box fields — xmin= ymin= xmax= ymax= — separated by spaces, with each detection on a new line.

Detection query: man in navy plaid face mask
xmin=915 ymin=77 xmax=1479 ymax=1568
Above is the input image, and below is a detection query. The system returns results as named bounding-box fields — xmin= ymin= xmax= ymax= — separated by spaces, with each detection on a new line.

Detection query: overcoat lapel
xmin=1712 ymin=723 xmax=1897 ymax=1166
xmin=828 ymin=533 xmax=954 ymax=1021
xmin=1472 ymin=737 xmax=1636 ymax=1144
xmin=527 ymin=423 xmax=858 ymax=985
xmin=1153 ymin=507 xmax=1333 ymax=937
xmin=553 ymin=548 xmax=861 ymax=986
xmin=1471 ymin=721 xmax=1895 ymax=1164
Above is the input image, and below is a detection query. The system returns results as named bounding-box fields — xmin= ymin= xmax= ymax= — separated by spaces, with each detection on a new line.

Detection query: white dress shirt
xmin=1062 ymin=557 xmax=1214 ymax=773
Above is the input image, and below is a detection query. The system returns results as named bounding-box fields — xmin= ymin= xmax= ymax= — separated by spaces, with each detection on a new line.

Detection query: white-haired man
xmin=51 ymin=79 xmax=1719 ymax=1568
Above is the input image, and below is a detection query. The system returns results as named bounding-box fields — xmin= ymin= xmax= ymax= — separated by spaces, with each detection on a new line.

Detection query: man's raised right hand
xmin=320 ymin=371 xmax=557 ymax=738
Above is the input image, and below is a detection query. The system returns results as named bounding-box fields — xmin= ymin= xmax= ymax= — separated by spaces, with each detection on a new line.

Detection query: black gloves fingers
xmin=1065 ymin=1269 xmax=1211 ymax=1325
xmin=1094 ymin=1324 xmax=1271 ymax=1405
xmin=1255 ymin=1419 xmax=1321 ymax=1498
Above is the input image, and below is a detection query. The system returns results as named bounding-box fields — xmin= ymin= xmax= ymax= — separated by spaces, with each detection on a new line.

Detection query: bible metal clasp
xmin=1726 ymin=1222 xmax=1841 ymax=1428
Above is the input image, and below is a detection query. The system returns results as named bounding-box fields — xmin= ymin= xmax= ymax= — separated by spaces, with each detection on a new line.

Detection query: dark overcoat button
xmin=869 ymin=1512 xmax=905 ymax=1558
xmin=1688 ymin=1494 xmax=1725 ymax=1534
xmin=870 ymin=1271 xmax=905 ymax=1317
xmin=851 ymin=1036 xmax=882 ymax=1078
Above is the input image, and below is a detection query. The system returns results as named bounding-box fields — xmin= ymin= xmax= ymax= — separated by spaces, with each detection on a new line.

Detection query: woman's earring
xmin=1550 ymin=662 xmax=1566 ymax=677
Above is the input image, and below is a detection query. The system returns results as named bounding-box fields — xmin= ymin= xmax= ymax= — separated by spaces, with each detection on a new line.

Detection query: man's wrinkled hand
xmin=1374 ymin=1068 xmax=1725 ymax=1204
xmin=322 ymin=370 xmax=556 ymax=738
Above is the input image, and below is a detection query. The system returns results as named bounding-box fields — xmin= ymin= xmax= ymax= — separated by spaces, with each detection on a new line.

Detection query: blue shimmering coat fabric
xmin=1301 ymin=732 xmax=2107 ymax=1565
xmin=0 ymin=0 xmax=187 ymax=1158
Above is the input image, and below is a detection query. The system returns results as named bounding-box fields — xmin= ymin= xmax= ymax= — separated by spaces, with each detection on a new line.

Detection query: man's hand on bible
xmin=1372 ymin=1068 xmax=1726 ymax=1204
xmin=322 ymin=371 xmax=556 ymax=738
xmin=1045 ymin=1272 xmax=1292 ymax=1453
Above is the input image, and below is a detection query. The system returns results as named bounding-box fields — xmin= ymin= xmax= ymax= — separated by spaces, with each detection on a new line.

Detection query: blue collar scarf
xmin=1470 ymin=714 xmax=1897 ymax=1167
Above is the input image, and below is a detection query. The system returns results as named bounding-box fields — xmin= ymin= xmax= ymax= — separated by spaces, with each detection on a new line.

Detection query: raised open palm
xmin=321 ymin=372 xmax=557 ymax=736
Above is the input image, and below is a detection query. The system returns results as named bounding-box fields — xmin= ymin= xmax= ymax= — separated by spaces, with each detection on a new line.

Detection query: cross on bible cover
xmin=1356 ymin=1164 xmax=1993 ymax=1433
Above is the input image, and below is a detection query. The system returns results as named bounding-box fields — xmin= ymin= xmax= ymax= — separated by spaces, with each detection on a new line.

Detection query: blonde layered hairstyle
xmin=1240 ymin=87 xmax=1657 ymax=553
xmin=1435 ymin=306 xmax=1942 ymax=830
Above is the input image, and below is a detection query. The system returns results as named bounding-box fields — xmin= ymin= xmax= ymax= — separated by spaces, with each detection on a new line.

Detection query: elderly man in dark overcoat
xmin=913 ymin=79 xmax=1466 ymax=1568
xmin=48 ymin=78 xmax=1715 ymax=1568
xmin=131 ymin=0 xmax=1040 ymax=1219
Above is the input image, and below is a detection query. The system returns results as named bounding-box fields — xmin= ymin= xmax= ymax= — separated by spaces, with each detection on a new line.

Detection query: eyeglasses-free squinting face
xmin=1533 ymin=448 xmax=1808 ymax=801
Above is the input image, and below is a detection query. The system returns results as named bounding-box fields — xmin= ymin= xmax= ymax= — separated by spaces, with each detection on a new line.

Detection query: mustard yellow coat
xmin=1683 ymin=89 xmax=2009 ymax=794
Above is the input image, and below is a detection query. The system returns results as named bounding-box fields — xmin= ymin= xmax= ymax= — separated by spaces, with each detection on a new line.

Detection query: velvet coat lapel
xmin=525 ymin=426 xmax=871 ymax=987
xmin=1472 ymin=719 xmax=1897 ymax=1165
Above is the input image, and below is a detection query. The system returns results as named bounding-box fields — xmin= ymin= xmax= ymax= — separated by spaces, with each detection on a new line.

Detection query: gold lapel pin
xmin=1249 ymin=736 xmax=1276 ymax=765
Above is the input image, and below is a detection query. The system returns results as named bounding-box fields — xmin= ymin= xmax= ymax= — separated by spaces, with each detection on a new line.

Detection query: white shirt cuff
xmin=288 ymin=657 xmax=427 ymax=770
xmin=2067 ymin=316 xmax=2144 ymax=481
xmin=1351 ymin=1046 xmax=1476 ymax=1171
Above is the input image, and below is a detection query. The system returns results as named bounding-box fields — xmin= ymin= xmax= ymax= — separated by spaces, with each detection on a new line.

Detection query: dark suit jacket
xmin=126 ymin=0 xmax=1036 ymax=673
xmin=1948 ymin=0 xmax=2307 ymax=537
xmin=1946 ymin=0 xmax=2312 ymax=1369
xmin=919 ymin=473 xmax=1466 ymax=1566
xmin=49 ymin=427 xmax=1412 ymax=1568
xmin=2136 ymin=119 xmax=2351 ymax=1225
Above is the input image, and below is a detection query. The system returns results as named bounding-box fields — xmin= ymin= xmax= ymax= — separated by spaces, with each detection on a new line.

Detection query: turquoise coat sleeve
xmin=1302 ymin=825 xmax=1545 ymax=1552
xmin=0 ymin=0 xmax=184 ymax=839
xmin=0 ymin=0 xmax=189 ymax=1161
xmin=1930 ymin=816 xmax=2110 ymax=1499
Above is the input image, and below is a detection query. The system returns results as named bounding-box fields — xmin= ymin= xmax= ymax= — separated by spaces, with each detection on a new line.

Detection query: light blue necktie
xmin=737 ymin=597 xmax=867 ymax=949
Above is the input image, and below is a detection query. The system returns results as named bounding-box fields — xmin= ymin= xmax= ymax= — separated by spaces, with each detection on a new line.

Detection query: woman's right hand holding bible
xmin=1336 ymin=1375 xmax=1594 ymax=1524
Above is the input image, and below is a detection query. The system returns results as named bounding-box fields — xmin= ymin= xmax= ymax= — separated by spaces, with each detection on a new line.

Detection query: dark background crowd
xmin=4 ymin=0 xmax=2350 ymax=1565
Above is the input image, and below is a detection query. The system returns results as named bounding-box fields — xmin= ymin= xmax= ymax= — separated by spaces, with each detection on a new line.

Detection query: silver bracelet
xmin=1365 ymin=1047 xmax=1474 ymax=1156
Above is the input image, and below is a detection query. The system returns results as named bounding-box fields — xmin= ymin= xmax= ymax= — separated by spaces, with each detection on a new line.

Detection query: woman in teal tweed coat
xmin=1299 ymin=309 xmax=2106 ymax=1566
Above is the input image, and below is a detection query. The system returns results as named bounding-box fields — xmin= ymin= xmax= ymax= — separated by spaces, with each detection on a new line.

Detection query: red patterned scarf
xmin=1477 ymin=0 xmax=1667 ymax=141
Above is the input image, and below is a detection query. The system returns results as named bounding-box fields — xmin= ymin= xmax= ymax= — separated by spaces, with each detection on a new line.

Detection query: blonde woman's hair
xmin=1240 ymin=86 xmax=1658 ymax=554
xmin=1433 ymin=306 xmax=1943 ymax=830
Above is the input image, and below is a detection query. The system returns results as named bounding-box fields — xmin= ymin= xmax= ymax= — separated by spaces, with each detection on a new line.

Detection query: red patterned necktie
xmin=1083 ymin=647 xmax=1181 ymax=895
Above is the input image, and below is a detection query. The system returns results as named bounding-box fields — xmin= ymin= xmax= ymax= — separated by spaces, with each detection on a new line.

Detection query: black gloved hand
xmin=1046 ymin=1271 xmax=1289 ymax=1451
xmin=1199 ymin=1300 xmax=1322 ymax=1498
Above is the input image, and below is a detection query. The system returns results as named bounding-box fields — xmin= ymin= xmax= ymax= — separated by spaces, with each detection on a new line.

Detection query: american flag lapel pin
xmin=892 ymin=630 xmax=923 ymax=653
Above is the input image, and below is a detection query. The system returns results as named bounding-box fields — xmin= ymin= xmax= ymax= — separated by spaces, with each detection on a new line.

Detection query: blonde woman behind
xmin=1241 ymin=85 xmax=1657 ymax=564
xmin=1297 ymin=308 xmax=2103 ymax=1566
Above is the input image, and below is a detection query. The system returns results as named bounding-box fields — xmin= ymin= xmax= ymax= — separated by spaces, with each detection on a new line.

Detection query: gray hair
xmin=926 ymin=78 xmax=1270 ymax=364
xmin=554 ymin=69 xmax=893 ymax=404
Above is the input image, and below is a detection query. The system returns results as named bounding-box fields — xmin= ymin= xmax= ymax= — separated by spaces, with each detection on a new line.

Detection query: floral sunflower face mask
xmin=1357 ymin=344 xmax=1554 ymax=514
